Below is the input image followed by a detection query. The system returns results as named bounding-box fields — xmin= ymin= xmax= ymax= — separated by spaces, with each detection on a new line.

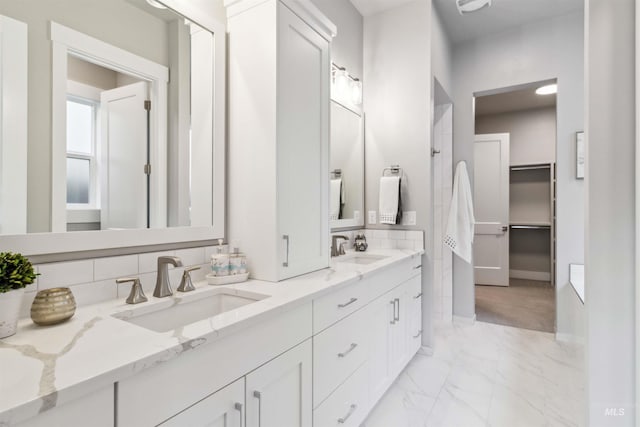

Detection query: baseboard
xmin=510 ymin=269 xmax=551 ymax=282
xmin=555 ymin=332 xmax=585 ymax=345
xmin=453 ymin=314 xmax=476 ymax=325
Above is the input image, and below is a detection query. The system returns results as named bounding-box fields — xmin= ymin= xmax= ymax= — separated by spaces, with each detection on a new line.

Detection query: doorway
xmin=472 ymin=81 xmax=557 ymax=333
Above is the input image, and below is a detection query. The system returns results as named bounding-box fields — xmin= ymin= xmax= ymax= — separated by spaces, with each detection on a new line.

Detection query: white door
xmin=245 ymin=340 xmax=312 ymax=427
xmin=405 ymin=275 xmax=423 ymax=357
xmin=277 ymin=3 xmax=330 ymax=279
xmin=100 ymin=81 xmax=148 ymax=230
xmin=159 ymin=378 xmax=244 ymax=427
xmin=368 ymin=294 xmax=392 ymax=407
xmin=473 ymin=133 xmax=510 ymax=286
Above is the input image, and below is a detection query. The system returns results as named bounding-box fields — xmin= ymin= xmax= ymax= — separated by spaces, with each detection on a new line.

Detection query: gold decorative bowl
xmin=30 ymin=287 xmax=76 ymax=326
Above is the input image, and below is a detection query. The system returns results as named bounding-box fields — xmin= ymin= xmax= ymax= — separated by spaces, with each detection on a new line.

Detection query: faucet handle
xmin=116 ymin=277 xmax=148 ymax=304
xmin=177 ymin=266 xmax=200 ymax=293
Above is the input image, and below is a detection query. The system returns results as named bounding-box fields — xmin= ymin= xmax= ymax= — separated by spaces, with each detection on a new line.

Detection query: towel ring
xmin=382 ymin=165 xmax=403 ymax=179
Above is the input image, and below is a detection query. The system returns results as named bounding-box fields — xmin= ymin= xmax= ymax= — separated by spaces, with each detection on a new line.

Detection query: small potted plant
xmin=0 ymin=252 xmax=38 ymax=338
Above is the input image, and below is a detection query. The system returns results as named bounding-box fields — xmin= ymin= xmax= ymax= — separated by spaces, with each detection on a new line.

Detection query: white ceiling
xmin=475 ymin=84 xmax=556 ymax=116
xmin=433 ymin=0 xmax=583 ymax=44
xmin=350 ymin=0 xmax=583 ymax=42
xmin=349 ymin=0 xmax=416 ymax=17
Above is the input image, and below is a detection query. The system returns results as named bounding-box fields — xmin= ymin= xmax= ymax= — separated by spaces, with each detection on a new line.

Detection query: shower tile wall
xmin=433 ymin=103 xmax=453 ymax=323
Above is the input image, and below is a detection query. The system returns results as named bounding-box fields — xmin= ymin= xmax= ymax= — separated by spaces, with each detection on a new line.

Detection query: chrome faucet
xmin=331 ymin=235 xmax=349 ymax=257
xmin=154 ymin=256 xmax=183 ymax=298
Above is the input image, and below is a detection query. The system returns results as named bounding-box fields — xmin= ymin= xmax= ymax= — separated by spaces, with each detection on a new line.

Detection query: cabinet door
xmin=246 ymin=340 xmax=312 ymax=427
xmin=277 ymin=3 xmax=330 ymax=280
xmin=388 ymin=285 xmax=408 ymax=378
xmin=367 ymin=294 xmax=394 ymax=407
xmin=159 ymin=378 xmax=244 ymax=427
xmin=405 ymin=275 xmax=423 ymax=358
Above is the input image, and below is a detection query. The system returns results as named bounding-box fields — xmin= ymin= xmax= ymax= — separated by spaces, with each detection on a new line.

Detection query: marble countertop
xmin=0 ymin=248 xmax=423 ymax=425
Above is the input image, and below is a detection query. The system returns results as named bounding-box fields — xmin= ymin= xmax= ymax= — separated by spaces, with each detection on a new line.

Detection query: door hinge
xmin=144 ymin=100 xmax=151 ymax=111
xmin=144 ymin=164 xmax=151 ymax=175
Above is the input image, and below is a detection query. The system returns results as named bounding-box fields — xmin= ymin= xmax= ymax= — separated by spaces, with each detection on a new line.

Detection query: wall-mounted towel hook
xmin=431 ymin=148 xmax=441 ymax=157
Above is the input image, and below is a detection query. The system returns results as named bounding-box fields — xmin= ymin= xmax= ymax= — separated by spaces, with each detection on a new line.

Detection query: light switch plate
xmin=402 ymin=211 xmax=417 ymax=226
xmin=368 ymin=211 xmax=377 ymax=225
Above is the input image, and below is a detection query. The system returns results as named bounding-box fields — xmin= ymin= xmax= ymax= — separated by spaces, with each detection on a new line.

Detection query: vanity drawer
xmin=313 ymin=279 xmax=366 ymax=333
xmin=313 ymin=306 xmax=368 ymax=407
xmin=313 ymin=362 xmax=369 ymax=427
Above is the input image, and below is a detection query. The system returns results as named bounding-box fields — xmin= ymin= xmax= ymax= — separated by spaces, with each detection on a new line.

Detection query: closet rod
xmin=510 ymin=225 xmax=551 ymax=230
xmin=510 ymin=164 xmax=551 ymax=171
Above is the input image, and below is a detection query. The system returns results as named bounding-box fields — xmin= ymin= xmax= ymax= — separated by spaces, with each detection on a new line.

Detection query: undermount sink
xmin=335 ymin=254 xmax=389 ymax=265
xmin=112 ymin=289 xmax=269 ymax=333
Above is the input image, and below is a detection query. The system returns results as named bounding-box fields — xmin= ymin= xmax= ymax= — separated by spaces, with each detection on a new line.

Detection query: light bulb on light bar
xmin=456 ymin=0 xmax=492 ymax=14
xmin=146 ymin=0 xmax=167 ymax=9
xmin=351 ymin=79 xmax=362 ymax=106
xmin=535 ymin=84 xmax=557 ymax=95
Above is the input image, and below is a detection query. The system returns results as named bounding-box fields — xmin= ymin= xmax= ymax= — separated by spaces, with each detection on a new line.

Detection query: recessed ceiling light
xmin=456 ymin=0 xmax=492 ymax=15
xmin=146 ymin=0 xmax=167 ymax=9
xmin=535 ymin=84 xmax=558 ymax=95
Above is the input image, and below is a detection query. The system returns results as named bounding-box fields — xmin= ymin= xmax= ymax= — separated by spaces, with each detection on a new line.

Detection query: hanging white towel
xmin=444 ymin=161 xmax=475 ymax=263
xmin=330 ymin=178 xmax=343 ymax=220
xmin=379 ymin=176 xmax=401 ymax=224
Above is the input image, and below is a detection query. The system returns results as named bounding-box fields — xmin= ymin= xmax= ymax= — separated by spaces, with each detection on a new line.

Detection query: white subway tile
xmin=71 ymin=280 xmax=117 ymax=307
xmin=388 ymin=230 xmax=406 ymax=240
xmin=37 ymin=260 xmax=94 ymax=289
xmin=136 ymin=272 xmax=158 ymax=296
xmin=396 ymin=240 xmax=414 ymax=250
xmin=176 ymin=247 xmax=206 ymax=267
xmin=18 ymin=289 xmax=37 ymax=319
xmin=373 ymin=230 xmax=389 ymax=239
xmin=94 ymin=255 xmax=138 ymax=282
xmin=139 ymin=251 xmax=175 ymax=274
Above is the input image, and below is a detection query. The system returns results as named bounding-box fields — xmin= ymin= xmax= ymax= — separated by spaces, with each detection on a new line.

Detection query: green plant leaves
xmin=0 ymin=252 xmax=38 ymax=293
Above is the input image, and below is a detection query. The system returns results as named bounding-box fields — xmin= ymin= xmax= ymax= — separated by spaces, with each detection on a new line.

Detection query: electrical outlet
xmin=354 ymin=211 xmax=361 ymax=222
xmin=368 ymin=211 xmax=377 ymax=225
xmin=402 ymin=211 xmax=417 ymax=226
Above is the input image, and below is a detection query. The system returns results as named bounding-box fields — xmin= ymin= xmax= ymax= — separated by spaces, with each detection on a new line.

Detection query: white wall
xmin=451 ymin=11 xmax=585 ymax=341
xmin=310 ymin=0 xmax=362 ymax=80
xmin=431 ymin=5 xmax=453 ymax=98
xmin=363 ymin=0 xmax=433 ymax=346
xmin=586 ymin=0 xmax=636 ymax=424
xmin=475 ymin=107 xmax=557 ymax=166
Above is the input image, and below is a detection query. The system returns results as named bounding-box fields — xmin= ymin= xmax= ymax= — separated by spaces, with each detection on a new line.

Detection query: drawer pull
xmin=338 ymin=343 xmax=358 ymax=358
xmin=390 ymin=300 xmax=396 ymax=324
xmin=413 ymin=329 xmax=423 ymax=339
xmin=234 ymin=402 xmax=243 ymax=427
xmin=394 ymin=298 xmax=400 ymax=322
xmin=413 ymin=292 xmax=423 ymax=299
xmin=337 ymin=404 xmax=357 ymax=424
xmin=337 ymin=297 xmax=358 ymax=309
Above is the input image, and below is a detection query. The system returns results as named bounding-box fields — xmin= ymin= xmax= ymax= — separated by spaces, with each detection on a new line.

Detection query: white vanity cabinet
xmin=245 ymin=340 xmax=312 ymax=427
xmin=226 ymin=0 xmax=336 ymax=282
xmin=14 ymin=386 xmax=113 ymax=427
xmin=158 ymin=379 xmax=244 ymax=427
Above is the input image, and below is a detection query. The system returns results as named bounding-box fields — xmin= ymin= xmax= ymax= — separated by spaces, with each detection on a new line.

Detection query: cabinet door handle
xmin=338 ymin=343 xmax=358 ymax=358
xmin=413 ymin=330 xmax=423 ymax=339
xmin=337 ymin=297 xmax=358 ymax=308
xmin=337 ymin=404 xmax=357 ymax=424
xmin=234 ymin=402 xmax=243 ymax=427
xmin=394 ymin=298 xmax=400 ymax=322
xmin=282 ymin=235 xmax=289 ymax=267
xmin=390 ymin=300 xmax=396 ymax=324
xmin=413 ymin=292 xmax=422 ymax=299
xmin=253 ymin=391 xmax=262 ymax=427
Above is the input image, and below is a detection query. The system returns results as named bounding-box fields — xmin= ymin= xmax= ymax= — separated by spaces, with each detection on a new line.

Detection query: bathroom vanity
xmin=0 ymin=249 xmax=422 ymax=427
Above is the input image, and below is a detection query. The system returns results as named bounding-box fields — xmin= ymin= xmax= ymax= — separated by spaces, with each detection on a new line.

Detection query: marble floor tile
xmin=362 ymin=321 xmax=585 ymax=427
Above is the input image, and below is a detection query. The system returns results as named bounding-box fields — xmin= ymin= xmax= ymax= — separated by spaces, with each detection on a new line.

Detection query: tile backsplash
xmin=19 ymin=245 xmax=225 ymax=319
xmin=331 ymin=229 xmax=424 ymax=252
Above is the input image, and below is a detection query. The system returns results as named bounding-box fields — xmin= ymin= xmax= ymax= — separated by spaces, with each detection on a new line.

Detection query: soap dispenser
xmin=210 ymin=239 xmax=229 ymax=277
xmin=354 ymin=233 xmax=368 ymax=252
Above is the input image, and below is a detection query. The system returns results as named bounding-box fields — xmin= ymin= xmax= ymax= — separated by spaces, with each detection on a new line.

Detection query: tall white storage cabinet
xmin=226 ymin=0 xmax=335 ymax=282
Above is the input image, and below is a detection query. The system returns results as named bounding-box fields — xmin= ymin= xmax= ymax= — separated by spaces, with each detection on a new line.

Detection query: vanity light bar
xmin=331 ymin=62 xmax=362 ymax=106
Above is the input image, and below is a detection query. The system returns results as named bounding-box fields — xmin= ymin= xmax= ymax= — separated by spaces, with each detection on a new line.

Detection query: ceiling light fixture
xmin=535 ymin=84 xmax=558 ymax=95
xmin=146 ymin=0 xmax=167 ymax=9
xmin=456 ymin=0 xmax=492 ymax=15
